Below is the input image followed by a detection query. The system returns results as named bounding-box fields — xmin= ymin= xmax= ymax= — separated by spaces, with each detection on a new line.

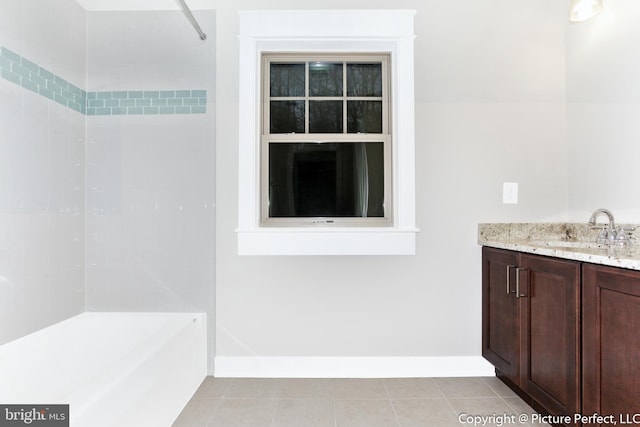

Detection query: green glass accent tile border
xmin=1 ymin=46 xmax=207 ymax=116
xmin=1 ymin=46 xmax=86 ymax=114
xmin=86 ymin=90 xmax=207 ymax=115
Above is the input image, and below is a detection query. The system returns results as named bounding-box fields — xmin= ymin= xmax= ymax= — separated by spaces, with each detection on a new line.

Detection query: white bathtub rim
xmin=0 ymin=311 xmax=207 ymax=427
xmin=0 ymin=311 xmax=206 ymax=403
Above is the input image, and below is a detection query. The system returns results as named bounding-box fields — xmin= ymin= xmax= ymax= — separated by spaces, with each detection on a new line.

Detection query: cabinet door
xmin=482 ymin=247 xmax=520 ymax=383
xmin=583 ymin=264 xmax=640 ymax=424
xmin=519 ymin=254 xmax=580 ymax=422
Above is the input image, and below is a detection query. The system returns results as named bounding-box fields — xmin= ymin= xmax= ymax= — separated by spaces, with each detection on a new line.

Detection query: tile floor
xmin=172 ymin=377 xmax=552 ymax=427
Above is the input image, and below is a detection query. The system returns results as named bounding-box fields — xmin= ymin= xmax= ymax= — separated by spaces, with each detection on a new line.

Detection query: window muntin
xmin=262 ymin=53 xmax=392 ymax=226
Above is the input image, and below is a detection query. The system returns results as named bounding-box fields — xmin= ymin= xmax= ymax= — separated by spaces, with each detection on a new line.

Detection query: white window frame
xmin=237 ymin=9 xmax=417 ymax=255
xmin=261 ymin=53 xmax=393 ymax=227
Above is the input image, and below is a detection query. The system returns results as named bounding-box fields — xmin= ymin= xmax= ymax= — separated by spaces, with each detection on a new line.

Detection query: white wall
xmin=0 ymin=0 xmax=86 ymax=344
xmin=4 ymin=0 xmax=616 ymax=378
xmin=567 ymin=0 xmax=640 ymax=223
xmin=0 ymin=2 xmax=217 ymax=371
xmin=84 ymin=10 xmax=217 ymax=372
xmin=215 ymin=0 xmax=569 ymax=375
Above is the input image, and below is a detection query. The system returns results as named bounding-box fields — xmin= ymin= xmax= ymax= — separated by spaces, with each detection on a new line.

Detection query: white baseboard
xmin=214 ymin=356 xmax=494 ymax=378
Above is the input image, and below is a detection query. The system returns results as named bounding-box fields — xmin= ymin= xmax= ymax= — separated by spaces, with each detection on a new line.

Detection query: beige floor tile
xmin=171 ymin=397 xmax=219 ymax=427
xmin=335 ymin=400 xmax=400 ymax=427
xmin=436 ymin=377 xmax=499 ymax=398
xmin=207 ymin=399 xmax=278 ymax=427
xmin=193 ymin=377 xmax=229 ymax=399
xmin=327 ymin=378 xmax=389 ymax=399
xmin=392 ymin=398 xmax=460 ymax=427
xmin=272 ymin=399 xmax=335 ymax=427
xmin=223 ymin=378 xmax=282 ymax=398
xmin=481 ymin=377 xmax=518 ymax=398
xmin=384 ymin=378 xmax=443 ymax=399
xmin=173 ymin=376 xmax=547 ymax=426
xmin=277 ymin=378 xmax=335 ymax=399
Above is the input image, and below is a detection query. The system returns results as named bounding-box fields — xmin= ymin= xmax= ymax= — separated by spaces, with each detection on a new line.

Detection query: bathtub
xmin=0 ymin=312 xmax=206 ymax=427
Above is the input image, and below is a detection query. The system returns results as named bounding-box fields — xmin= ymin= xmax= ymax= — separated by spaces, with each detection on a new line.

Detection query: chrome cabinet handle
xmin=515 ymin=267 xmax=527 ymax=298
xmin=506 ymin=265 xmax=514 ymax=295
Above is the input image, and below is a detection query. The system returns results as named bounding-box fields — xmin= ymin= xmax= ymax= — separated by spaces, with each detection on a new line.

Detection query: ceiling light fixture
xmin=569 ymin=0 xmax=604 ymax=23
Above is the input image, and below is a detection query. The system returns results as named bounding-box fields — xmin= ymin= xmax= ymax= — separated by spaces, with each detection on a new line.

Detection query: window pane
xmin=309 ymin=62 xmax=343 ymax=96
xmin=347 ymin=101 xmax=382 ymax=133
xmin=347 ymin=63 xmax=382 ymax=97
xmin=270 ymin=101 xmax=305 ymax=133
xmin=309 ymin=101 xmax=343 ymax=133
xmin=269 ymin=142 xmax=384 ymax=218
xmin=270 ymin=63 xmax=305 ymax=97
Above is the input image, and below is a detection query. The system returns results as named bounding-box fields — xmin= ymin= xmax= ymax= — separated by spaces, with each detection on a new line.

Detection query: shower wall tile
xmin=85 ymin=89 xmax=206 ymax=115
xmin=22 ymin=0 xmax=55 ymax=70
xmin=0 ymin=46 xmax=207 ymax=116
xmin=86 ymin=10 xmax=214 ymax=89
xmin=1 ymin=46 xmax=87 ymax=114
xmin=85 ymin=111 xmax=215 ymax=314
xmin=0 ymin=0 xmax=87 ymax=345
xmin=85 ymin=11 xmax=216 ymax=375
xmin=0 ymin=82 xmax=23 ymax=213
xmin=0 ymin=1 xmax=22 ymax=53
xmin=1 ymin=4 xmax=216 ymax=358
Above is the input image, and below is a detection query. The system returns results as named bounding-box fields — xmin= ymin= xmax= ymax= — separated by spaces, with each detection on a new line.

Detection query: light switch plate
xmin=503 ymin=182 xmax=518 ymax=204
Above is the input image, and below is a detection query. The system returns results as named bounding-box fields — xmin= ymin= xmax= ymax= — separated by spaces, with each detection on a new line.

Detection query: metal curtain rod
xmin=177 ymin=0 xmax=207 ymax=40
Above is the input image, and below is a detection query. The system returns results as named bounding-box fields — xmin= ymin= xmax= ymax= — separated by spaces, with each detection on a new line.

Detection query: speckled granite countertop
xmin=478 ymin=223 xmax=640 ymax=271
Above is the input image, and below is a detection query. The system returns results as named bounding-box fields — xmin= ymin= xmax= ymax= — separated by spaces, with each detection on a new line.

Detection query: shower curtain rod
xmin=177 ymin=0 xmax=207 ymax=40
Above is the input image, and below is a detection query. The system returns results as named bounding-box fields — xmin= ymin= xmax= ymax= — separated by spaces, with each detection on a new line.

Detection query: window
xmin=237 ymin=10 xmax=417 ymax=255
xmin=262 ymin=54 xmax=392 ymax=226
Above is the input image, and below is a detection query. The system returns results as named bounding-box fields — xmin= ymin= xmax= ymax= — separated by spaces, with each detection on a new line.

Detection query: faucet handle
xmin=611 ymin=226 xmax=636 ymax=246
xmin=596 ymin=228 xmax=613 ymax=245
xmin=619 ymin=226 xmax=636 ymax=243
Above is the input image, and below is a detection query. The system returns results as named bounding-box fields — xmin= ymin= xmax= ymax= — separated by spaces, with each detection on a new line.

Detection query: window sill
xmin=237 ymin=228 xmax=418 ymax=256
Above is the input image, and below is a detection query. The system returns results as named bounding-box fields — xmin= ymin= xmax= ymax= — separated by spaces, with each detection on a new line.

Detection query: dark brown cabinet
xmin=519 ymin=254 xmax=581 ymax=421
xmin=484 ymin=246 xmax=640 ymax=426
xmin=482 ymin=247 xmax=581 ymax=425
xmin=482 ymin=247 xmax=520 ymax=383
xmin=582 ymin=264 xmax=640 ymax=426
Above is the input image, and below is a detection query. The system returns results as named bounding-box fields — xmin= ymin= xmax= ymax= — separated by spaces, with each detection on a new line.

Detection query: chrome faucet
xmin=588 ymin=208 xmax=633 ymax=246
xmin=588 ymin=208 xmax=615 ymax=231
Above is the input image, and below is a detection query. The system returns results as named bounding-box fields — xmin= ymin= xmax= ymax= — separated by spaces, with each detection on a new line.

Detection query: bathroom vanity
xmin=479 ymin=223 xmax=640 ymax=427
